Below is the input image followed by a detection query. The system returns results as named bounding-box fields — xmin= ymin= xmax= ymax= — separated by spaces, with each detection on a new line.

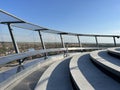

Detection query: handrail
xmin=0 ymin=47 xmax=100 ymax=67
xmin=0 ymin=48 xmax=65 ymax=67
xmin=69 ymin=54 xmax=94 ymax=90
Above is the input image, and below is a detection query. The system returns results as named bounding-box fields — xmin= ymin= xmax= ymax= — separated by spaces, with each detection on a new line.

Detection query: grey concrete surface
xmin=70 ymin=53 xmax=94 ymax=90
xmin=0 ymin=53 xmax=79 ymax=83
xmin=108 ymin=47 xmax=120 ymax=57
xmin=78 ymin=54 xmax=120 ymax=90
xmin=11 ymin=65 xmax=49 ymax=90
xmin=0 ymin=57 xmax=44 ymax=83
xmin=90 ymin=50 xmax=120 ymax=77
xmin=35 ymin=58 xmax=73 ymax=90
xmin=0 ymin=53 xmax=80 ymax=90
xmin=0 ymin=54 xmax=67 ymax=90
xmin=115 ymin=47 xmax=120 ymax=51
xmin=98 ymin=51 xmax=120 ymax=66
xmin=46 ymin=59 xmax=73 ymax=90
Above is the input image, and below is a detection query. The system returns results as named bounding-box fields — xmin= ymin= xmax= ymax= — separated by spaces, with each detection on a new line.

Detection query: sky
xmin=0 ymin=0 xmax=120 ymax=35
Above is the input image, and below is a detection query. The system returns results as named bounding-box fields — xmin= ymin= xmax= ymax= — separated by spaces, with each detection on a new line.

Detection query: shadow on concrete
xmin=16 ymin=65 xmax=25 ymax=73
xmin=98 ymin=51 xmax=120 ymax=66
xmin=78 ymin=54 xmax=120 ymax=90
xmin=46 ymin=59 xmax=73 ymax=90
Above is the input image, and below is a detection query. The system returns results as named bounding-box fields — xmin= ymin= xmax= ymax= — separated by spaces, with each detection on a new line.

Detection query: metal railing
xmin=0 ymin=9 xmax=120 ymax=66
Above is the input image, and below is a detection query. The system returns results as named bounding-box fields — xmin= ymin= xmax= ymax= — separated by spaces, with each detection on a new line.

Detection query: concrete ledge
xmin=35 ymin=56 xmax=72 ymax=90
xmin=0 ymin=55 xmax=64 ymax=90
xmin=107 ymin=47 xmax=120 ymax=58
xmin=90 ymin=50 xmax=120 ymax=79
xmin=69 ymin=53 xmax=94 ymax=90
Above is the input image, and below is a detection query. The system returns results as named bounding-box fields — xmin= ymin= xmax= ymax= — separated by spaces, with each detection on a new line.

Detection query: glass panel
xmin=79 ymin=36 xmax=96 ymax=47
xmin=0 ymin=10 xmax=44 ymax=31
xmin=42 ymin=32 xmax=62 ymax=49
xmin=12 ymin=27 xmax=42 ymax=53
xmin=0 ymin=24 xmax=15 ymax=56
xmin=97 ymin=37 xmax=114 ymax=47
xmin=11 ymin=23 xmax=43 ymax=30
xmin=0 ymin=11 xmax=21 ymax=22
xmin=63 ymin=35 xmax=78 ymax=47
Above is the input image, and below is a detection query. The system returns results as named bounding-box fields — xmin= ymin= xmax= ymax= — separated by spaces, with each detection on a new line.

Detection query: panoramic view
xmin=0 ymin=0 xmax=120 ymax=90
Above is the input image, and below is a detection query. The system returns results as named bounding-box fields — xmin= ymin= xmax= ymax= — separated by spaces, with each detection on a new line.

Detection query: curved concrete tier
xmin=98 ymin=50 xmax=120 ymax=67
xmin=0 ymin=55 xmax=64 ymax=90
xmin=107 ymin=47 xmax=120 ymax=58
xmin=90 ymin=50 xmax=120 ymax=81
xmin=70 ymin=53 xmax=120 ymax=90
xmin=35 ymin=56 xmax=73 ymax=90
xmin=69 ymin=53 xmax=94 ymax=90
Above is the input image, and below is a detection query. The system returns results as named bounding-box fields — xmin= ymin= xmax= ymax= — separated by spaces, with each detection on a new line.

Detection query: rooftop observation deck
xmin=0 ymin=10 xmax=120 ymax=90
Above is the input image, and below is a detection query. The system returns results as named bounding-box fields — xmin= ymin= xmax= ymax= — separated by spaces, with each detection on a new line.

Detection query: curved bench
xmin=90 ymin=50 xmax=120 ymax=81
xmin=35 ymin=56 xmax=73 ymax=90
xmin=69 ymin=53 xmax=94 ymax=90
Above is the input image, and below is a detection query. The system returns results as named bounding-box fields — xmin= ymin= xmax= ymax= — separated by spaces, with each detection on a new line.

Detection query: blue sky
xmin=0 ymin=0 xmax=120 ymax=35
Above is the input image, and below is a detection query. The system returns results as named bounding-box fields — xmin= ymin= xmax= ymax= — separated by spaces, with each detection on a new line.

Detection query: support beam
xmin=77 ymin=35 xmax=82 ymax=48
xmin=7 ymin=23 xmax=23 ymax=65
xmin=113 ymin=37 xmax=117 ymax=47
xmin=7 ymin=23 xmax=19 ymax=53
xmin=38 ymin=31 xmax=47 ymax=59
xmin=1 ymin=21 xmax=25 ymax=24
xmin=38 ymin=31 xmax=46 ymax=49
xmin=95 ymin=36 xmax=99 ymax=47
xmin=60 ymin=34 xmax=65 ymax=48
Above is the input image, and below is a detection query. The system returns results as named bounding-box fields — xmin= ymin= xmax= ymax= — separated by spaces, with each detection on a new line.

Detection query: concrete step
xmin=70 ymin=53 xmax=120 ymax=90
xmin=98 ymin=50 xmax=120 ymax=67
xmin=90 ymin=50 xmax=120 ymax=82
xmin=2 ymin=50 xmax=120 ymax=90
xmin=108 ymin=47 xmax=120 ymax=58
xmin=70 ymin=53 xmax=94 ymax=90
xmin=35 ymin=57 xmax=73 ymax=90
